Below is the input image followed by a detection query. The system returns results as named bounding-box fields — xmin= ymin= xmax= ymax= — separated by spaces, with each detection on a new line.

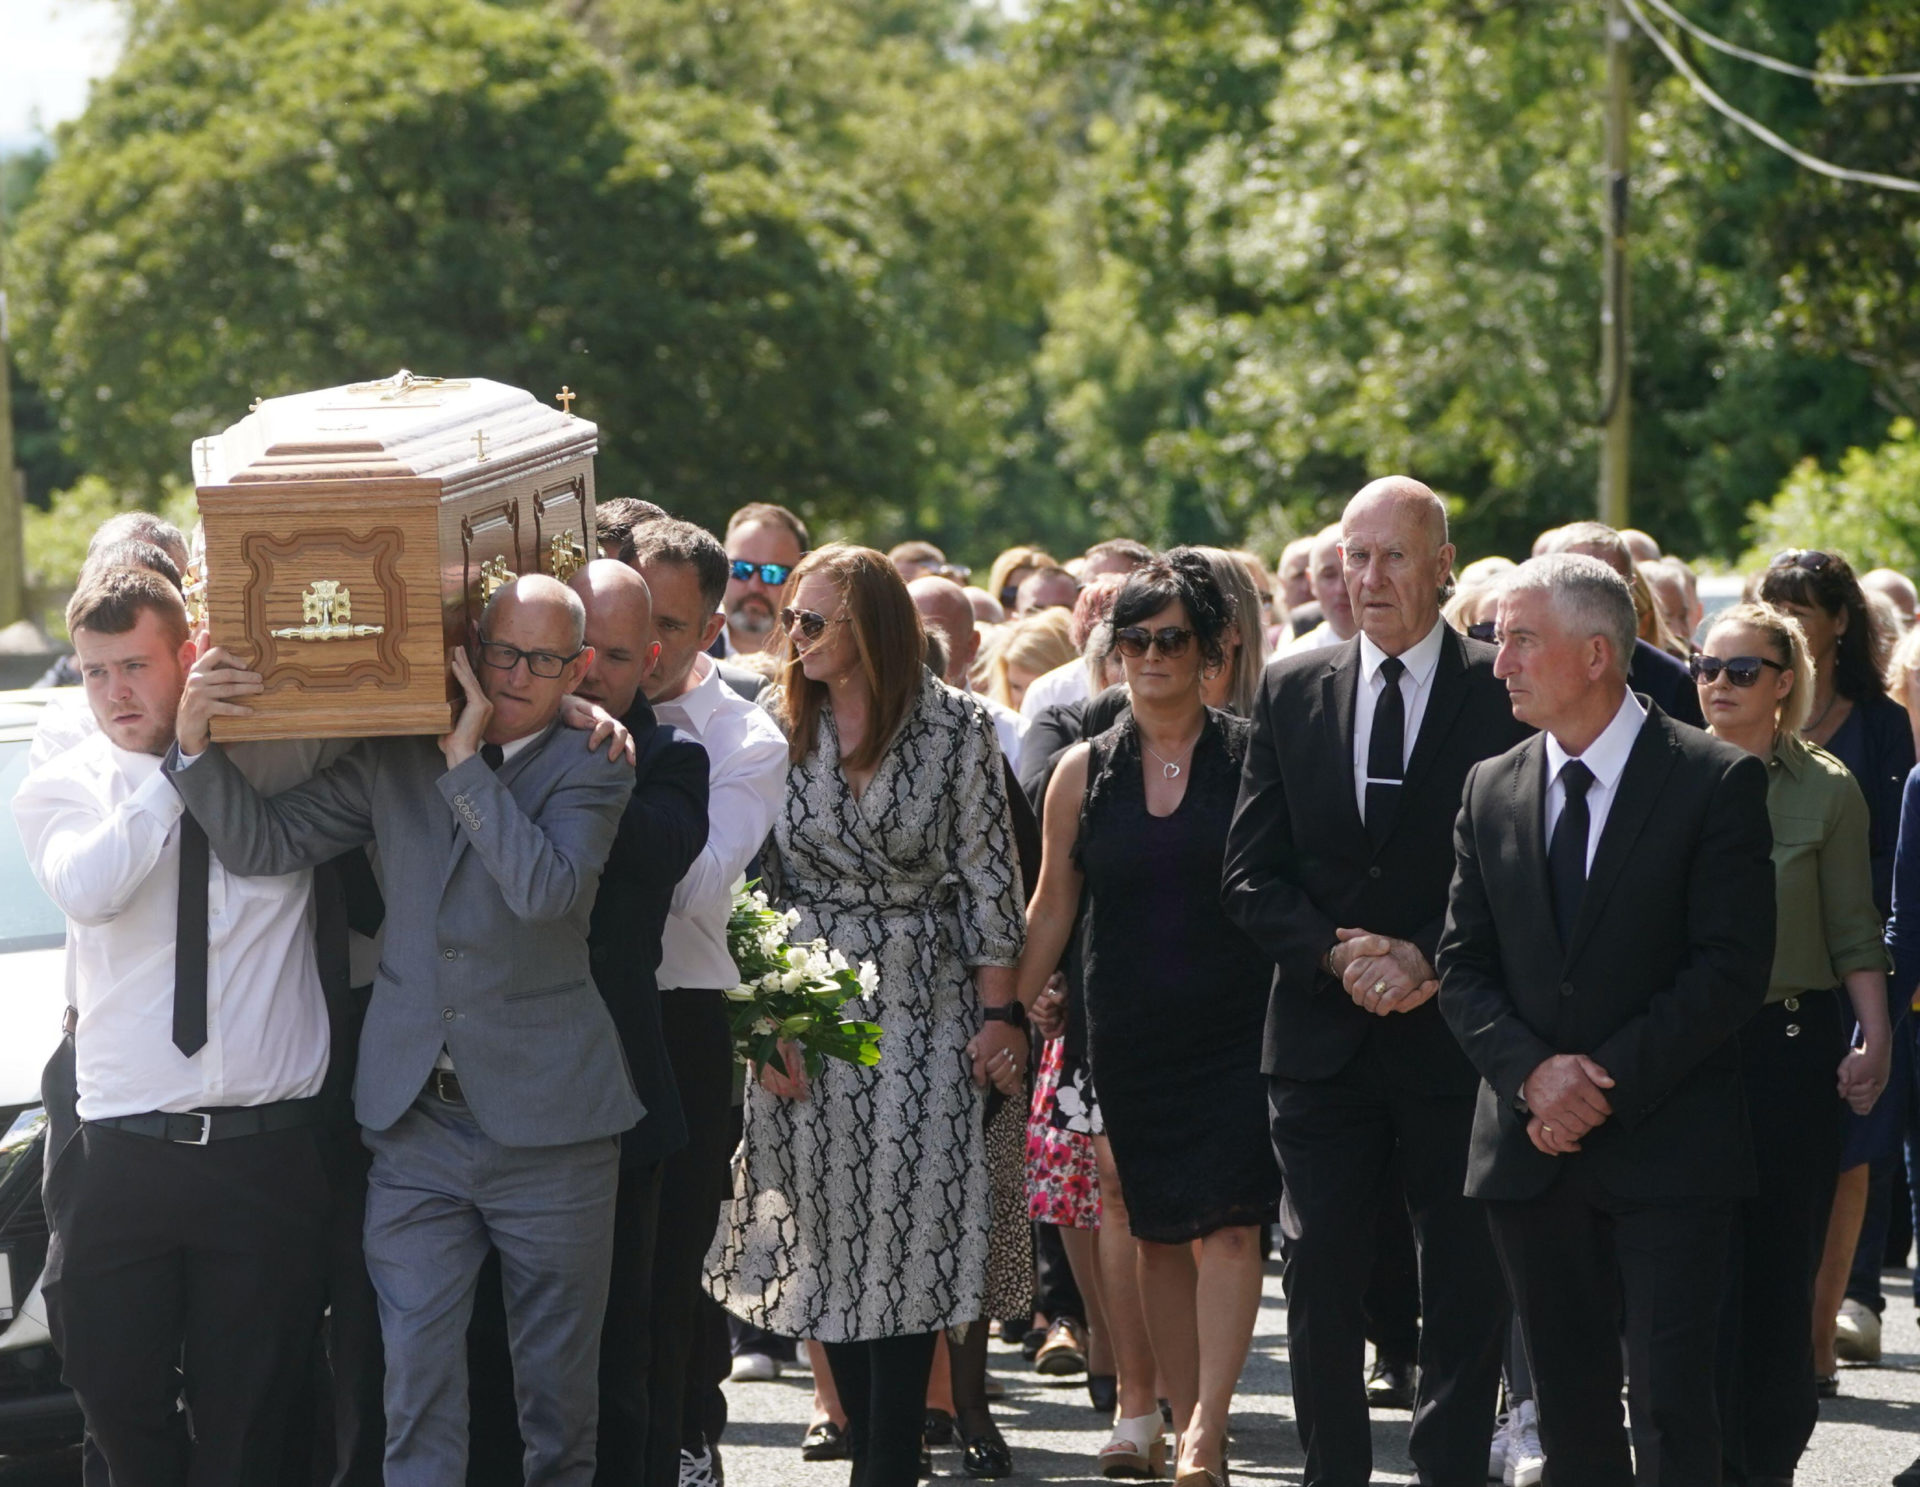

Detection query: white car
xmin=0 ymin=689 xmax=87 ymax=1450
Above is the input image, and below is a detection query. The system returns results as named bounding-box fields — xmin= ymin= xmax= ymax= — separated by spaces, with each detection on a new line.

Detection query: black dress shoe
xmin=1366 ymin=1358 xmax=1416 ymax=1411
xmin=1894 ymin=1454 xmax=1920 ymax=1487
xmin=963 ymin=1434 xmax=1014 ymax=1479
xmin=1087 ymin=1372 xmax=1117 ymax=1414
xmin=924 ymin=1408 xmax=955 ymax=1446
xmin=801 ymin=1419 xmax=848 ymax=1461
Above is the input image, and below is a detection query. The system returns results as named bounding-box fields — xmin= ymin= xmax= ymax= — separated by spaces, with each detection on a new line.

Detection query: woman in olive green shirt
xmin=1696 ymin=601 xmax=1892 ymax=1484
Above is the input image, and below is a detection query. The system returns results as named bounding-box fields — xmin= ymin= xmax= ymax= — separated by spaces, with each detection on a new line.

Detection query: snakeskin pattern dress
xmin=707 ymin=673 xmax=1026 ymax=1342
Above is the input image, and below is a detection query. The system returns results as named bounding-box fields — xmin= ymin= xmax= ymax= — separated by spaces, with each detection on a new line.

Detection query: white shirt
xmin=979 ymin=694 xmax=1027 ymax=772
xmin=1288 ymin=620 xmax=1350 ymax=654
xmin=1353 ymin=619 xmax=1447 ymax=823
xmin=12 ymin=732 xmax=330 ymax=1121
xmin=1018 ymin=659 xmax=1092 ymax=722
xmin=652 ymin=653 xmax=789 ymax=991
xmin=1543 ymin=690 xmax=1647 ymax=872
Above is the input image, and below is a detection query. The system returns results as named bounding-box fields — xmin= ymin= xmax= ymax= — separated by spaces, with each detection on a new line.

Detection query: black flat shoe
xmin=1366 ymin=1357 xmax=1416 ymax=1411
xmin=1815 ymin=1372 xmax=1840 ymax=1400
xmin=924 ymin=1408 xmax=955 ymax=1446
xmin=963 ymin=1434 xmax=1014 ymax=1478
xmin=1087 ymin=1372 xmax=1117 ymax=1414
xmin=800 ymin=1419 xmax=848 ymax=1461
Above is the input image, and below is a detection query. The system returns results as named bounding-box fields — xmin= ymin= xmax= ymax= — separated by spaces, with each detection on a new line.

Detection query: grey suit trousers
xmin=363 ymin=1090 xmax=620 ymax=1487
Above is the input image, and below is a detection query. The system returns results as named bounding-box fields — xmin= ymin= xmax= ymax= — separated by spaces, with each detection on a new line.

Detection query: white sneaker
xmin=679 ymin=1446 xmax=720 ymax=1487
xmin=1488 ymin=1411 xmax=1510 ymax=1482
xmin=1836 ymin=1297 xmax=1883 ymax=1363
xmin=1504 ymin=1399 xmax=1543 ymax=1487
xmin=728 ymin=1351 xmax=780 ymax=1382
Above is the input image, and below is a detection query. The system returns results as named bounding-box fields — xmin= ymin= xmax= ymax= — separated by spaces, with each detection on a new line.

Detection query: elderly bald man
xmin=910 ymin=574 xmax=1027 ymax=767
xmin=1224 ymin=477 xmax=1528 ymax=1487
xmin=1863 ymin=568 xmax=1918 ymax=631
xmin=468 ymin=562 xmax=713 ymax=1487
xmin=166 ymin=573 xmax=641 ymax=1486
xmin=1289 ymin=524 xmax=1358 ymax=651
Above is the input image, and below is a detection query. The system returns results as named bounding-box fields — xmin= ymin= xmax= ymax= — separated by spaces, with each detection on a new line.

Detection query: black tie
xmin=481 ymin=743 xmax=504 ymax=770
xmin=1548 ymin=760 xmax=1596 ymax=946
xmin=173 ymin=813 xmax=210 ymax=1057
xmin=1365 ymin=656 xmax=1407 ymax=849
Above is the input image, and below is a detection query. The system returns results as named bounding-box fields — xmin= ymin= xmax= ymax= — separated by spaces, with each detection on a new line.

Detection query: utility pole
xmin=1598 ymin=0 xmax=1632 ymax=527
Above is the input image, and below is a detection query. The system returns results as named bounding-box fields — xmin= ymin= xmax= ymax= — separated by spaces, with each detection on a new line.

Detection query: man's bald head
xmin=1339 ymin=476 xmax=1454 ymax=655
xmin=1539 ymin=521 xmax=1633 ymax=579
xmin=1620 ymin=529 xmax=1662 ymax=564
xmin=568 ymin=560 xmax=659 ymax=718
xmin=480 ymin=573 xmax=586 ymax=651
xmin=909 ymin=575 xmax=979 ymax=685
xmin=1308 ymin=523 xmax=1355 ymax=639
xmin=1341 ymin=476 xmax=1449 ymax=552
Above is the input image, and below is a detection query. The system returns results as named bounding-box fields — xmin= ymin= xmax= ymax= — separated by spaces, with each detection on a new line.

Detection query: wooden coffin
xmin=191 ymin=371 xmax=596 ymax=742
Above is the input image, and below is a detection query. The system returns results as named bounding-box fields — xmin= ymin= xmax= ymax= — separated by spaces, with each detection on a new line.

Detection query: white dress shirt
xmin=1543 ymin=690 xmax=1648 ymax=872
xmin=652 ymin=653 xmax=789 ymax=991
xmin=979 ymin=693 xmax=1027 ymax=771
xmin=1018 ymin=658 xmax=1092 ymax=722
xmin=12 ymin=732 xmax=330 ymax=1121
xmin=1353 ymin=619 xmax=1448 ymax=824
xmin=1287 ymin=620 xmax=1349 ymax=655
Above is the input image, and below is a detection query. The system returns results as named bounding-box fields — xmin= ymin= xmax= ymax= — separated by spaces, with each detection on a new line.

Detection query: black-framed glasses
xmin=475 ymin=633 xmax=584 ymax=680
xmin=730 ymin=560 xmax=793 ymax=586
xmin=1688 ymin=653 xmax=1786 ymax=688
xmin=1113 ymin=625 xmax=1195 ymax=659
xmin=998 ymin=584 xmax=1021 ymax=609
xmin=1467 ymin=620 xmax=1497 ymax=642
xmin=780 ymin=606 xmax=844 ymax=642
xmin=1769 ymin=550 xmax=1832 ymax=574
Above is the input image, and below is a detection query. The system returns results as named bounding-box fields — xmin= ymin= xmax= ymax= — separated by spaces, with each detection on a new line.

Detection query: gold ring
xmin=1373 ymin=980 xmax=1388 ymax=997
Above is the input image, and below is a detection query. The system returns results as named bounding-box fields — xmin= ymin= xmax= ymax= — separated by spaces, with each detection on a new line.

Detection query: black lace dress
xmin=1075 ymin=709 xmax=1281 ymax=1243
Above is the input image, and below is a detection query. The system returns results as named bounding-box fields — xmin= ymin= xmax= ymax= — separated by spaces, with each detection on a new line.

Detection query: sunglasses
xmin=1769 ymin=550 xmax=1832 ymax=574
xmin=1688 ymin=653 xmax=1786 ymax=688
xmin=730 ymin=560 xmax=794 ymax=586
xmin=780 ymin=606 xmax=843 ymax=642
xmin=1467 ymin=620 xmax=1497 ymax=642
xmin=1113 ymin=625 xmax=1195 ymax=659
xmin=475 ymin=633 xmax=584 ymax=680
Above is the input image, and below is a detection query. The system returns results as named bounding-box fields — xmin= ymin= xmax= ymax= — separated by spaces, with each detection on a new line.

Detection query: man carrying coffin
xmin=167 ymin=574 xmax=639 ymax=1486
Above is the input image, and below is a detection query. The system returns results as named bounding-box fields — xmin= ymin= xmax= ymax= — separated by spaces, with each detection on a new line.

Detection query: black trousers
xmin=822 ymin=1333 xmax=940 ymax=1487
xmin=1363 ymin=1157 xmax=1421 ymax=1365
xmin=44 ymin=1121 xmax=330 ymax=1487
xmin=465 ymin=1157 xmax=664 ymax=1487
xmin=1719 ymin=993 xmax=1844 ymax=1482
xmin=1269 ymin=1053 xmax=1506 ymax=1487
xmin=1490 ymin=1164 xmax=1732 ymax=1487
xmin=644 ymin=989 xmax=739 ymax=1485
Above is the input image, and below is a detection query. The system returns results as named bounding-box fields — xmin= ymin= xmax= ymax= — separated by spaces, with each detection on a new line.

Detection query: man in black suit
xmin=1222 ymin=477 xmax=1528 ymax=1487
xmin=467 ymin=561 xmax=711 ymax=1486
xmin=1438 ymin=554 xmax=1774 ymax=1487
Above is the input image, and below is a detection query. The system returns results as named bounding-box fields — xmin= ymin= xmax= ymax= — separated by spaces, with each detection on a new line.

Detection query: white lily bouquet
xmin=724 ymin=886 xmax=884 ymax=1079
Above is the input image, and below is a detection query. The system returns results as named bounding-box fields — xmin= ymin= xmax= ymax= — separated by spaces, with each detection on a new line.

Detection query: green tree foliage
xmin=1744 ymin=419 xmax=1920 ymax=573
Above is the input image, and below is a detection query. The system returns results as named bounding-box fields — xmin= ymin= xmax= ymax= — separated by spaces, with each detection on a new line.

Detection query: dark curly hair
xmin=1103 ymin=547 xmax=1236 ymax=670
xmin=1755 ymin=550 xmax=1892 ymax=703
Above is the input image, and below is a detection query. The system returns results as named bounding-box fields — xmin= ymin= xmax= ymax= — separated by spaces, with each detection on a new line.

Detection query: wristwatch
xmin=981 ymin=1001 xmax=1028 ymax=1029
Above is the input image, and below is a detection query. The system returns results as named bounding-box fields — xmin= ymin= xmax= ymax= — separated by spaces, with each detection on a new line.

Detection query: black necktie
xmin=1548 ymin=760 xmax=1596 ymax=946
xmin=1364 ymin=656 xmax=1407 ymax=849
xmin=481 ymin=743 xmax=504 ymax=771
xmin=173 ymin=813 xmax=210 ymax=1057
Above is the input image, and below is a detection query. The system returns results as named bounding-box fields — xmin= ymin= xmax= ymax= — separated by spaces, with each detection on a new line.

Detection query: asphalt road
xmin=3 ymin=1262 xmax=1915 ymax=1482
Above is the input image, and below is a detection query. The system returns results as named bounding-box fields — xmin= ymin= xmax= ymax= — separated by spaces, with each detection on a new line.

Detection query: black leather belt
xmin=430 ymin=1069 xmax=466 ymax=1105
xmin=91 ymin=1095 xmax=333 ymax=1146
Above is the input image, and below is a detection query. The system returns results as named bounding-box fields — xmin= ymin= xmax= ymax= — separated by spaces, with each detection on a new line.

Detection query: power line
xmin=1638 ymin=0 xmax=1920 ymax=88
xmin=1622 ymin=0 xmax=1920 ymax=195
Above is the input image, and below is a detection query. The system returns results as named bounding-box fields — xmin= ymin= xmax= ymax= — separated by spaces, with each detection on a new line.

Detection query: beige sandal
xmin=1100 ymin=1412 xmax=1168 ymax=1479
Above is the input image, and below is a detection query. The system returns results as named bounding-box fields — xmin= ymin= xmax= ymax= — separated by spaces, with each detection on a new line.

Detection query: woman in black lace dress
xmin=1017 ymin=550 xmax=1279 ymax=1487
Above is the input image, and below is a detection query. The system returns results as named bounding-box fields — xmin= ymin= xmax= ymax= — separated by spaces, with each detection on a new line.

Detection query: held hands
xmin=1838 ymin=1040 xmax=1892 ymax=1117
xmin=1029 ymin=974 xmax=1069 ymax=1040
xmin=558 ymin=694 xmax=636 ymax=766
xmin=758 ymin=1040 xmax=810 ymax=1102
xmin=439 ymin=648 xmax=494 ymax=770
xmin=1521 ymin=1054 xmax=1616 ymax=1155
xmin=176 ymin=628 xmax=263 ymax=755
xmin=967 ymin=1021 xmax=1029 ymax=1097
xmin=1335 ymin=929 xmax=1438 ymax=1017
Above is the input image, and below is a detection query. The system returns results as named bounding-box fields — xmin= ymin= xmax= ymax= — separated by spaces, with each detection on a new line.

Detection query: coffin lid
xmin=191 ymin=371 xmax=596 ymax=491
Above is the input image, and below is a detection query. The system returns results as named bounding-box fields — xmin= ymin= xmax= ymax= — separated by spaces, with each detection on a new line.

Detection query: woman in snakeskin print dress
xmin=707 ymin=545 xmax=1026 ymax=1487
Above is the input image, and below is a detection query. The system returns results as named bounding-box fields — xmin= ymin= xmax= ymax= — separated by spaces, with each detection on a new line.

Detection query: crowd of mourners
xmin=15 ymin=477 xmax=1920 ymax=1487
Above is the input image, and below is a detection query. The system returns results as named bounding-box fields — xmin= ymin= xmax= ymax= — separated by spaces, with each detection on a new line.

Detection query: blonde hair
xmin=1444 ymin=555 xmax=1516 ymax=632
xmin=1197 ymin=546 xmax=1268 ymax=716
xmin=1631 ymin=568 xmax=1688 ymax=660
xmin=1705 ymin=601 xmax=1814 ymax=739
xmin=983 ymin=609 xmax=1077 ymax=709
xmin=986 ymin=546 xmax=1060 ymax=606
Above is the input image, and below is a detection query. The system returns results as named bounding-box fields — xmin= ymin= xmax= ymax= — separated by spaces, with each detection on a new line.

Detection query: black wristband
xmin=982 ymin=1001 xmax=1028 ymax=1029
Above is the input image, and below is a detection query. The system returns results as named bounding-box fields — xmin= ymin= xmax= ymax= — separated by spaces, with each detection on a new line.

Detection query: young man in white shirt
xmin=12 ymin=567 xmax=333 ymax=1487
xmin=631 ymin=519 xmax=790 ymax=1487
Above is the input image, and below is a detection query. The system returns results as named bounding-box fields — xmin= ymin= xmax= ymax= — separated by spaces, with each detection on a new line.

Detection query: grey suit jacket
xmin=166 ymin=722 xmax=643 ymax=1147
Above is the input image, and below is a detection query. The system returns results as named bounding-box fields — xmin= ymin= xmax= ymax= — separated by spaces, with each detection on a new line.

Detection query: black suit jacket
xmin=1222 ymin=626 xmax=1530 ymax=1094
xmin=1630 ymin=639 xmax=1704 ymax=728
xmin=588 ymin=697 xmax=711 ymax=1168
xmin=1437 ymin=702 xmax=1773 ymax=1202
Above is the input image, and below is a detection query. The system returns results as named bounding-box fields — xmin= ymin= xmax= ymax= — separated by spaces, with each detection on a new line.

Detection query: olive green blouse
xmin=1764 ymin=732 xmax=1890 ymax=1004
